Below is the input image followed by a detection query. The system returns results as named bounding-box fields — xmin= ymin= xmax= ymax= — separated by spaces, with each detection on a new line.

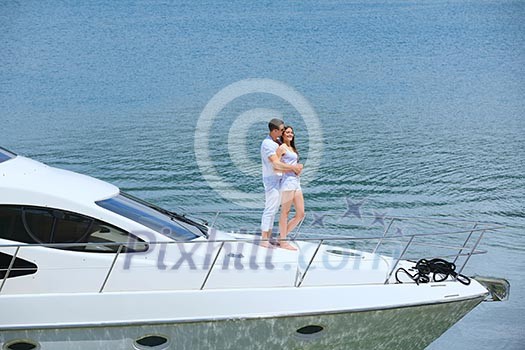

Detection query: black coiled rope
xmin=395 ymin=258 xmax=471 ymax=285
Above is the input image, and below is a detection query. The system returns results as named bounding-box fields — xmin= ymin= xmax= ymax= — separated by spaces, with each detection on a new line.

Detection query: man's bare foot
xmin=259 ymin=241 xmax=275 ymax=248
xmin=279 ymin=241 xmax=297 ymax=251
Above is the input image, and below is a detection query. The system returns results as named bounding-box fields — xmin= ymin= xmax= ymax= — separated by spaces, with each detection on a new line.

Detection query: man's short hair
xmin=268 ymin=118 xmax=284 ymax=131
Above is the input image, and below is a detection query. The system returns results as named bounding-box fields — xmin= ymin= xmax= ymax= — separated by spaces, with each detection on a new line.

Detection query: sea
xmin=0 ymin=0 xmax=524 ymax=349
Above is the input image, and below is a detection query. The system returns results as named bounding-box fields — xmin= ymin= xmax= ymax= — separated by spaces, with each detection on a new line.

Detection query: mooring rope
xmin=395 ymin=258 xmax=471 ymax=285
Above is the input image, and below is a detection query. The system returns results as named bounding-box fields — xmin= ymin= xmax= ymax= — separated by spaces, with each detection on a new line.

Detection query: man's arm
xmin=269 ymin=154 xmax=303 ymax=175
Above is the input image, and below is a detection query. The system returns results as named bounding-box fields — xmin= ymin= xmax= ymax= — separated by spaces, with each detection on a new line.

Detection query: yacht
xmin=0 ymin=147 xmax=509 ymax=350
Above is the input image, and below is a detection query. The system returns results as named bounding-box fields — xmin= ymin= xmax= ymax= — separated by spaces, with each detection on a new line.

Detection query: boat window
xmin=23 ymin=208 xmax=54 ymax=243
xmin=0 ymin=147 xmax=16 ymax=164
xmin=0 ymin=251 xmax=38 ymax=279
xmin=96 ymin=194 xmax=202 ymax=241
xmin=0 ymin=205 xmax=147 ymax=253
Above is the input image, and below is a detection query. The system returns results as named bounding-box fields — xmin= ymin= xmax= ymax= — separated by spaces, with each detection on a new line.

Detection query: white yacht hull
xmin=1 ymin=281 xmax=488 ymax=350
xmin=0 ymin=151 xmax=507 ymax=350
xmin=1 ymin=295 xmax=484 ymax=350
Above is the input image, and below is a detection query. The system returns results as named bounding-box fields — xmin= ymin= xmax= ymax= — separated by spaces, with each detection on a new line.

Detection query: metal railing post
xmin=290 ymin=217 xmax=306 ymax=240
xmin=200 ymin=242 xmax=224 ymax=290
xmin=452 ymin=223 xmax=478 ymax=265
xmin=99 ymin=244 xmax=124 ymax=293
xmin=373 ymin=218 xmax=396 ymax=254
xmin=457 ymin=230 xmax=486 ymax=276
xmin=0 ymin=246 xmax=20 ymax=294
xmin=384 ymin=235 xmax=414 ymax=284
xmin=296 ymin=239 xmax=324 ymax=288
xmin=210 ymin=211 xmax=221 ymax=228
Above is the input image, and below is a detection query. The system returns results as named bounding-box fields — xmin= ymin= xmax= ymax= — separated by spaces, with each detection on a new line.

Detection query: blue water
xmin=1 ymin=0 xmax=524 ymax=349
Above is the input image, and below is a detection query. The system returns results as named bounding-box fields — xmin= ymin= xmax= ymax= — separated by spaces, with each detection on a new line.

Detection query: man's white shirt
xmin=260 ymin=136 xmax=282 ymax=183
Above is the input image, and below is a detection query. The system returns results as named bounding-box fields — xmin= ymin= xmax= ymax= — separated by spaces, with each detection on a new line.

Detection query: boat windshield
xmin=96 ymin=193 xmax=206 ymax=241
xmin=0 ymin=147 xmax=16 ymax=164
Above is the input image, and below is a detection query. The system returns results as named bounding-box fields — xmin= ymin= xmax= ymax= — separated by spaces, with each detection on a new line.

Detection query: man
xmin=260 ymin=118 xmax=303 ymax=248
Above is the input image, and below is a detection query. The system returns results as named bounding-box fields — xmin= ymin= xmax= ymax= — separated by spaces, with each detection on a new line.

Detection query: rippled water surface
xmin=1 ymin=1 xmax=524 ymax=349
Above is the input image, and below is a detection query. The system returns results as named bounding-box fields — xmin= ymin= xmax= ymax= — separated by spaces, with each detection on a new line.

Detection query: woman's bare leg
xmin=279 ymin=191 xmax=297 ymax=250
xmin=279 ymin=191 xmax=295 ymax=243
xmin=286 ymin=190 xmax=305 ymax=234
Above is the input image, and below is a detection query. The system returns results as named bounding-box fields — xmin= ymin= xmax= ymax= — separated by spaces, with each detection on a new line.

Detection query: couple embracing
xmin=260 ymin=118 xmax=305 ymax=250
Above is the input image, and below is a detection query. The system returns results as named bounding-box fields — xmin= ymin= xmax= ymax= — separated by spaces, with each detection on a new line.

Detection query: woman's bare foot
xmin=279 ymin=241 xmax=297 ymax=251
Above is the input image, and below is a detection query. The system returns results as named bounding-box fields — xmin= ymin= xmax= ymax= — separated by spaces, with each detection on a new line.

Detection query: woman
xmin=277 ymin=125 xmax=305 ymax=250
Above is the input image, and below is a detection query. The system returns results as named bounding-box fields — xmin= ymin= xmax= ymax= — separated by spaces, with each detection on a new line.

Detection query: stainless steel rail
xmin=296 ymin=239 xmax=323 ymax=288
xmin=0 ymin=214 xmax=505 ymax=294
xmin=0 ymin=246 xmax=19 ymax=293
xmin=99 ymin=244 xmax=124 ymax=293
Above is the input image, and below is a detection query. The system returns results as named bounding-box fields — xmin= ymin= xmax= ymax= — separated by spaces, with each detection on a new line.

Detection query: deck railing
xmin=0 ymin=214 xmax=504 ymax=294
